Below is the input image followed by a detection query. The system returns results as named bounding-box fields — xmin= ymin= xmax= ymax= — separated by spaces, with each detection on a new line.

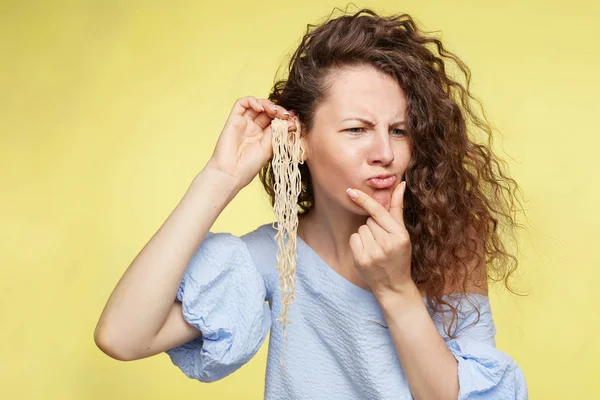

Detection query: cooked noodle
xmin=270 ymin=116 xmax=304 ymax=373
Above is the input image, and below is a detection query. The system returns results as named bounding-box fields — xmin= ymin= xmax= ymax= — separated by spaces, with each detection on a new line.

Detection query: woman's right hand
xmin=205 ymin=96 xmax=297 ymax=190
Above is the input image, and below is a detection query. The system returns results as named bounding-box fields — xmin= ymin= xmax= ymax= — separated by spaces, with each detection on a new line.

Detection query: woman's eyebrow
xmin=341 ymin=117 xmax=406 ymax=127
xmin=341 ymin=117 xmax=376 ymax=126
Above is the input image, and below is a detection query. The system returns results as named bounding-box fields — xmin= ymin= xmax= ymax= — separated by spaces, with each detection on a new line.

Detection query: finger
xmin=241 ymin=96 xmax=265 ymax=120
xmin=365 ymin=216 xmax=387 ymax=243
xmin=237 ymin=98 xmax=295 ymax=133
xmin=260 ymin=124 xmax=274 ymax=160
xmin=242 ymin=97 xmax=269 ymax=118
xmin=275 ymin=104 xmax=292 ymax=118
xmin=389 ymin=181 xmax=407 ymax=226
xmin=252 ymin=100 xmax=292 ymax=130
xmin=349 ymin=232 xmax=363 ymax=256
xmin=347 ymin=188 xmax=399 ymax=234
xmin=259 ymin=100 xmax=290 ymax=119
xmin=233 ymin=96 xmax=265 ymax=118
xmin=358 ymin=224 xmax=377 ymax=254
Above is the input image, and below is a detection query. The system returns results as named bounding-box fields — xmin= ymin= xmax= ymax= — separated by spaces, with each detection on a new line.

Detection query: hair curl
xmin=259 ymin=6 xmax=528 ymax=337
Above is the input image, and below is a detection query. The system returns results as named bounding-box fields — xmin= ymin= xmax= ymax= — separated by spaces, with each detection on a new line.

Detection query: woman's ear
xmin=299 ymin=132 xmax=309 ymax=162
xmin=291 ymin=114 xmax=308 ymax=162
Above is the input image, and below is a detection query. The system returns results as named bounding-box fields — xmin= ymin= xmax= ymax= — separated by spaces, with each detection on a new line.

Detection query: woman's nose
xmin=368 ymin=132 xmax=394 ymax=165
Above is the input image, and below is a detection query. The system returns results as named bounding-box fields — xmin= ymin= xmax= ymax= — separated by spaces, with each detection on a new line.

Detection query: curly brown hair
xmin=259 ymin=7 xmax=527 ymax=337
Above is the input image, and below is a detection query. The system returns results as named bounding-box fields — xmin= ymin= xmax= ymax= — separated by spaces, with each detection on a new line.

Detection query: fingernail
xmin=346 ymin=188 xmax=358 ymax=199
xmin=284 ymin=111 xmax=290 ymax=116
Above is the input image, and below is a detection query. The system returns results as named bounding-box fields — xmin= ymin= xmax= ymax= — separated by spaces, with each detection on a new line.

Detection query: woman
xmin=95 ymin=8 xmax=528 ymax=399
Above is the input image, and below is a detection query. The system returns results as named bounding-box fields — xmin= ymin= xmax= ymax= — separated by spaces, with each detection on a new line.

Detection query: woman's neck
xmin=297 ymin=207 xmax=369 ymax=283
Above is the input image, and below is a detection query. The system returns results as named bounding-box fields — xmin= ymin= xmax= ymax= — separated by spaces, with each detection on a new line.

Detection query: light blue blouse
xmin=165 ymin=223 xmax=528 ymax=399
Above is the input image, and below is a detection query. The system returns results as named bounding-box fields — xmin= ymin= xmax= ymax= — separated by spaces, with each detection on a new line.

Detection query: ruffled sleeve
xmin=432 ymin=294 xmax=528 ymax=400
xmin=164 ymin=232 xmax=271 ymax=383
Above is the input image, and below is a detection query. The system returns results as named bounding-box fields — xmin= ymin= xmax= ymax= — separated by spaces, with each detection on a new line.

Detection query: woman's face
xmin=302 ymin=64 xmax=411 ymax=215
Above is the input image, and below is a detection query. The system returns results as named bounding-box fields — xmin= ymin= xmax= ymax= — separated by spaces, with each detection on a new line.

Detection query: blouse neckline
xmin=294 ymin=230 xmax=380 ymax=303
xmin=262 ymin=223 xmax=490 ymax=306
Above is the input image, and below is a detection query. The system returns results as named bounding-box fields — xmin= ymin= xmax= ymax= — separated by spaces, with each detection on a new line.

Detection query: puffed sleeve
xmin=432 ymin=294 xmax=528 ymax=400
xmin=164 ymin=232 xmax=272 ymax=383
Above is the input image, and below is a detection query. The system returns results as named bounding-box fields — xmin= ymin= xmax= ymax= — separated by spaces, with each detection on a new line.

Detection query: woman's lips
xmin=366 ymin=175 xmax=397 ymax=189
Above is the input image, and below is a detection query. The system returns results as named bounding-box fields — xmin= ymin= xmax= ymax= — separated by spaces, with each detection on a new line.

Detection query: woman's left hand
xmin=346 ymin=181 xmax=414 ymax=299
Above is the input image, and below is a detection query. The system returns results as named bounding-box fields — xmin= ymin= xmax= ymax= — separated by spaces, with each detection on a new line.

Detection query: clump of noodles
xmin=270 ymin=116 xmax=304 ymax=374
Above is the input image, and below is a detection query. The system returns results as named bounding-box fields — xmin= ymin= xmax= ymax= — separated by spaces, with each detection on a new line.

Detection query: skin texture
xmin=297 ymin=64 xmax=411 ymax=291
xmin=260 ymin=9 xmax=521 ymax=347
xmin=346 ymin=185 xmax=461 ymax=400
xmin=296 ymin=64 xmax=465 ymax=399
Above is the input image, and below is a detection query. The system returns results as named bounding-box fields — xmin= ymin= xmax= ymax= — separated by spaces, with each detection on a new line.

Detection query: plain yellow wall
xmin=1 ymin=0 xmax=598 ymax=398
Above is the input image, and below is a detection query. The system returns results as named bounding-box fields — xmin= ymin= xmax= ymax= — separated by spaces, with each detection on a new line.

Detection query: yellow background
xmin=1 ymin=0 xmax=598 ymax=398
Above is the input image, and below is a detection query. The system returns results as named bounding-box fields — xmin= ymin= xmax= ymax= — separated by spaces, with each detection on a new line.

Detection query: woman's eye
xmin=345 ymin=128 xmax=406 ymax=136
xmin=346 ymin=127 xmax=364 ymax=134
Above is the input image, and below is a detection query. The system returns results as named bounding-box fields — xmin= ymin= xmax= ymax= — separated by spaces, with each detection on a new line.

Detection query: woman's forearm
xmin=377 ymin=283 xmax=459 ymax=400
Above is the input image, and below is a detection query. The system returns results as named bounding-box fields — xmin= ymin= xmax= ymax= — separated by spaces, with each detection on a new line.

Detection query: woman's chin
xmin=371 ymin=190 xmax=393 ymax=210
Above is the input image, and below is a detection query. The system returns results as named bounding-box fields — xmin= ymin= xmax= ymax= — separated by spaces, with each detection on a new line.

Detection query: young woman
xmin=95 ymin=8 xmax=528 ymax=399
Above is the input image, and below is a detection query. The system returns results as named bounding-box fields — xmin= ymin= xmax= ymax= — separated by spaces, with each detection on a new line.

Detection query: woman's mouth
xmin=366 ymin=175 xmax=396 ymax=189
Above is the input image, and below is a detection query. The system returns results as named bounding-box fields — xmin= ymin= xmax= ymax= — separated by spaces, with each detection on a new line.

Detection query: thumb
xmin=389 ymin=180 xmax=406 ymax=225
xmin=261 ymin=124 xmax=274 ymax=161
